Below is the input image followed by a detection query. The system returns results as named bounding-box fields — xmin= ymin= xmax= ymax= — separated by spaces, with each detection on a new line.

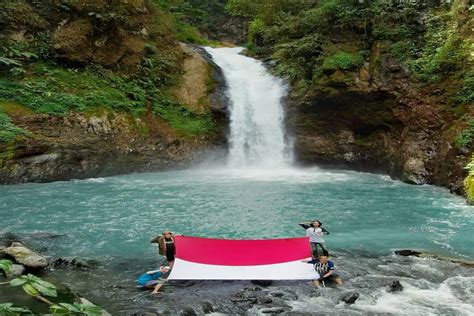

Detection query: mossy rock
xmin=465 ymin=172 xmax=474 ymax=205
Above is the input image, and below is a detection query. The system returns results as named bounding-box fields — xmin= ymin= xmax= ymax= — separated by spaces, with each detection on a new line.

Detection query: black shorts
xmin=166 ymin=251 xmax=175 ymax=262
xmin=321 ymin=273 xmax=340 ymax=281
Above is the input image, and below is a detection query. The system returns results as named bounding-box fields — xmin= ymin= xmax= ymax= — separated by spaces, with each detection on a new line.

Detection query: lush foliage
xmin=0 ymin=259 xmax=13 ymax=275
xmin=2 ymin=271 xmax=104 ymax=315
xmin=464 ymin=154 xmax=474 ymax=204
xmin=0 ymin=303 xmax=32 ymax=315
xmin=10 ymin=274 xmax=58 ymax=298
xmin=0 ymin=0 xmax=218 ymax=141
xmin=322 ymin=52 xmax=363 ymax=72
xmin=455 ymin=119 xmax=474 ymax=149
xmin=155 ymin=0 xmax=224 ymax=45
xmin=0 ymin=108 xmax=29 ymax=143
xmin=50 ymin=302 xmax=103 ymax=315
xmin=226 ymin=0 xmax=472 ymax=93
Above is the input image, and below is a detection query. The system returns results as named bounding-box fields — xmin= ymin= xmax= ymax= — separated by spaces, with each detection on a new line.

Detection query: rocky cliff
xmin=0 ymin=0 xmax=228 ymax=184
xmin=225 ymin=0 xmax=473 ymax=197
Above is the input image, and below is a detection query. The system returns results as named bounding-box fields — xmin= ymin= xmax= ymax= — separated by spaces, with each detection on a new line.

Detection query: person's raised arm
xmin=321 ymin=227 xmax=330 ymax=235
xmin=299 ymin=222 xmax=311 ymax=229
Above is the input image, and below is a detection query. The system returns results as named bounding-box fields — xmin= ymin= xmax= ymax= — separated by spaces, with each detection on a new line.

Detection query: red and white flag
xmin=168 ymin=236 xmax=319 ymax=280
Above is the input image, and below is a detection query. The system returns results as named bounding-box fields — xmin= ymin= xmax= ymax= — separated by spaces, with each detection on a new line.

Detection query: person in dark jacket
xmin=304 ymin=255 xmax=342 ymax=288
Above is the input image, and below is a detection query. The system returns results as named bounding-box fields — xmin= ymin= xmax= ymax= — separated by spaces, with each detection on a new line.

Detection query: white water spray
xmin=205 ymin=47 xmax=292 ymax=169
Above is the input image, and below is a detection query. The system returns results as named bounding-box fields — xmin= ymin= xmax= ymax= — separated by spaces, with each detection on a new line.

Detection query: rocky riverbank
xmin=1 ymin=233 xmax=473 ymax=315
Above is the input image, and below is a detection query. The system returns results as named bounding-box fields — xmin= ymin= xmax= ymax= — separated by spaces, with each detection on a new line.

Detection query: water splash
xmin=205 ymin=47 xmax=292 ymax=168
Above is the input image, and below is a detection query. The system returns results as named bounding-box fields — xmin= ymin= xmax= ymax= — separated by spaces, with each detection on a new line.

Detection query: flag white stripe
xmin=168 ymin=258 xmax=320 ymax=280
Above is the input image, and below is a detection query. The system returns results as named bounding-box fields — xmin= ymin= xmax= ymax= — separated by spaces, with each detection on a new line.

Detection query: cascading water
xmin=205 ymin=47 xmax=292 ymax=168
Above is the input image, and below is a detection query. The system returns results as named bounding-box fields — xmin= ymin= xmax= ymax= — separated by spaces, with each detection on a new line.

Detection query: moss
xmin=152 ymin=101 xmax=215 ymax=137
xmin=464 ymin=155 xmax=474 ymax=205
xmin=0 ymin=143 xmax=15 ymax=168
xmin=321 ymin=51 xmax=363 ymax=72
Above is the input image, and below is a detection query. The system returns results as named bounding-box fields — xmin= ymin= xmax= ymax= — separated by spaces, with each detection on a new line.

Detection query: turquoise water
xmin=1 ymin=167 xmax=472 ymax=260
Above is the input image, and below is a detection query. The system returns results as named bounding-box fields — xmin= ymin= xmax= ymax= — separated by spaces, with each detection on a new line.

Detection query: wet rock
xmin=179 ymin=306 xmax=197 ymax=316
xmin=269 ymin=291 xmax=284 ymax=297
xmin=387 ymin=280 xmax=403 ymax=293
xmin=3 ymin=242 xmax=48 ymax=268
xmin=260 ymin=307 xmax=287 ymax=314
xmin=52 ymin=257 xmax=99 ymax=269
xmin=201 ymin=301 xmax=214 ymax=314
xmin=6 ymin=264 xmax=25 ymax=277
xmin=0 ymin=233 xmax=22 ymax=246
xmin=27 ymin=232 xmax=63 ymax=239
xmin=258 ymin=297 xmax=273 ymax=304
xmin=251 ymin=280 xmax=273 ymax=286
xmin=339 ymin=291 xmax=360 ymax=304
xmin=395 ymin=249 xmax=422 ymax=257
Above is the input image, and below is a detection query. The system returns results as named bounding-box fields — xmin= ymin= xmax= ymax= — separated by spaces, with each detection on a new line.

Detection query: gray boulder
xmin=387 ymin=280 xmax=403 ymax=293
xmin=3 ymin=242 xmax=48 ymax=268
xmin=339 ymin=291 xmax=360 ymax=304
xmin=6 ymin=264 xmax=25 ymax=277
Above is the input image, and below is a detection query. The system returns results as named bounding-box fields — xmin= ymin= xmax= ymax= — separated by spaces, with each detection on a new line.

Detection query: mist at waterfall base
xmin=1 ymin=48 xmax=473 ymax=315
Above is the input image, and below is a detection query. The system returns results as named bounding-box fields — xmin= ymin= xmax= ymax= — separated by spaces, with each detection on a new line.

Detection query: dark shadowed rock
xmin=339 ymin=291 xmax=360 ymax=304
xmin=269 ymin=291 xmax=284 ymax=297
xmin=395 ymin=249 xmax=422 ymax=257
xmin=6 ymin=264 xmax=25 ymax=277
xmin=260 ymin=307 xmax=287 ymax=314
xmin=201 ymin=301 xmax=214 ymax=314
xmin=51 ymin=257 xmax=99 ymax=269
xmin=0 ymin=233 xmax=21 ymax=246
xmin=251 ymin=280 xmax=273 ymax=286
xmin=180 ymin=306 xmax=197 ymax=316
xmin=387 ymin=280 xmax=403 ymax=293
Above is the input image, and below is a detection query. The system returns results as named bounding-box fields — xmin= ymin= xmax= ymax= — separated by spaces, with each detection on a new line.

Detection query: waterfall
xmin=205 ymin=47 xmax=292 ymax=168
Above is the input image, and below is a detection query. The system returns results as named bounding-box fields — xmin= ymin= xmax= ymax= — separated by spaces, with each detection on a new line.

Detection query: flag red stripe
xmin=174 ymin=236 xmax=311 ymax=266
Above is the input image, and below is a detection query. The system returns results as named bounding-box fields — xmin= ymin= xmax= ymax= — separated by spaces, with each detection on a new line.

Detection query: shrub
xmin=455 ymin=120 xmax=474 ymax=149
xmin=321 ymin=51 xmax=363 ymax=72
xmin=0 ymin=109 xmax=29 ymax=143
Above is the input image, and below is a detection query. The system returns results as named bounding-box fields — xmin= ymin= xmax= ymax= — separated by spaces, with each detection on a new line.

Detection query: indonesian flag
xmin=168 ymin=236 xmax=319 ymax=280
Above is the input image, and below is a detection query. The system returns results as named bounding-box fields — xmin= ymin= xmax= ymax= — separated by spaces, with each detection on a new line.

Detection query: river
xmin=1 ymin=47 xmax=473 ymax=315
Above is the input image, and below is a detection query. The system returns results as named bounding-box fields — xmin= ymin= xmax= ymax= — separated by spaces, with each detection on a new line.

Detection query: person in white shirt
xmin=299 ymin=220 xmax=330 ymax=258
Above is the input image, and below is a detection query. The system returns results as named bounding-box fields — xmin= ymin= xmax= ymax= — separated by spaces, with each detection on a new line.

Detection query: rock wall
xmin=287 ymin=40 xmax=471 ymax=194
xmin=0 ymin=44 xmax=228 ymax=184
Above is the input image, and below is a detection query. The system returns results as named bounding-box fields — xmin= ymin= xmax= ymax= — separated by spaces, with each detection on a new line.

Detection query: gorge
xmin=0 ymin=0 xmax=473 ymax=315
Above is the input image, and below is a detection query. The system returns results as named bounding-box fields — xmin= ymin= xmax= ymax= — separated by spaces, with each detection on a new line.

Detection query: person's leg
xmin=318 ymin=243 xmax=329 ymax=256
xmin=310 ymin=242 xmax=319 ymax=258
xmin=166 ymin=252 xmax=175 ymax=268
xmin=334 ymin=277 xmax=343 ymax=286
xmin=152 ymin=282 xmax=164 ymax=294
xmin=312 ymin=280 xmax=321 ymax=288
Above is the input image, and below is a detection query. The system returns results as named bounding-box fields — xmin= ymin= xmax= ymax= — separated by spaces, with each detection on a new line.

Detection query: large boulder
xmin=387 ymin=280 xmax=403 ymax=293
xmin=339 ymin=291 xmax=360 ymax=305
xmin=2 ymin=242 xmax=48 ymax=268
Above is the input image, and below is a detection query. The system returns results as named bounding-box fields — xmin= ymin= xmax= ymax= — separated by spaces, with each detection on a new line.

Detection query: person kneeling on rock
xmin=304 ymin=255 xmax=342 ymax=288
xmin=137 ymin=266 xmax=171 ymax=294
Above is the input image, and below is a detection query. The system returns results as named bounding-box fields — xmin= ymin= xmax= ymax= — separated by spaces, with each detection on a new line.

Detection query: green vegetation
xmin=0 ymin=108 xmax=29 ymax=143
xmin=465 ymin=154 xmax=474 ymax=204
xmin=225 ymin=0 xmax=472 ymax=93
xmin=156 ymin=0 xmax=224 ymax=45
xmin=1 ymin=269 xmax=104 ymax=315
xmin=0 ymin=259 xmax=13 ymax=275
xmin=0 ymin=303 xmax=32 ymax=315
xmin=455 ymin=119 xmax=474 ymax=149
xmin=322 ymin=52 xmax=363 ymax=72
xmin=0 ymin=0 xmax=219 ymax=144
